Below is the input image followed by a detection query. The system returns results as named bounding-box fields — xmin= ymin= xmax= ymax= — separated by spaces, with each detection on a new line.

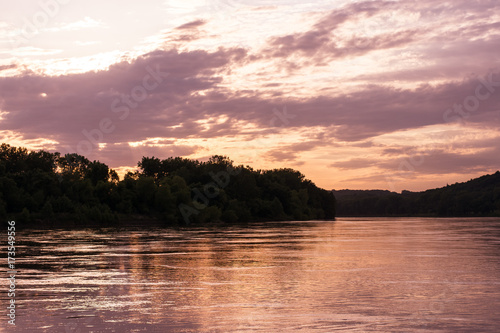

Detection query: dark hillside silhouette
xmin=334 ymin=172 xmax=500 ymax=217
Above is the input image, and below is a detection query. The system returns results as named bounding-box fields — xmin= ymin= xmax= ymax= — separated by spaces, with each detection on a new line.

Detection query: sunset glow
xmin=1 ymin=0 xmax=499 ymax=191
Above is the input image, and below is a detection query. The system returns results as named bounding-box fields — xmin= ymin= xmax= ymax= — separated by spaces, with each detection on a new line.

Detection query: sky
xmin=1 ymin=0 xmax=500 ymax=192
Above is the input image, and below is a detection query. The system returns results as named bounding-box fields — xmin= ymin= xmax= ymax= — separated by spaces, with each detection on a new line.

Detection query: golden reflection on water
xmin=2 ymin=218 xmax=500 ymax=332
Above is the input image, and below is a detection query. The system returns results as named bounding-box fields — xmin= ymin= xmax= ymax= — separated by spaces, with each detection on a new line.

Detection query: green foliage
xmin=0 ymin=143 xmax=336 ymax=226
xmin=221 ymin=209 xmax=238 ymax=223
xmin=227 ymin=199 xmax=252 ymax=222
xmin=41 ymin=201 xmax=54 ymax=219
xmin=193 ymin=205 xmax=222 ymax=224
xmin=52 ymin=195 xmax=74 ymax=213
xmin=85 ymin=161 xmax=110 ymax=185
xmin=19 ymin=207 xmax=31 ymax=223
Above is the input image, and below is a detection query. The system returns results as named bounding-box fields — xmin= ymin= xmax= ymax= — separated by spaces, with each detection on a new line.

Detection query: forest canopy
xmin=0 ymin=143 xmax=336 ymax=226
xmin=333 ymin=171 xmax=500 ymax=217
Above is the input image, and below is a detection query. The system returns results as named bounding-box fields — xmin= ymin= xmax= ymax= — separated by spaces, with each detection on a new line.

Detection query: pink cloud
xmin=1 ymin=0 xmax=500 ymax=188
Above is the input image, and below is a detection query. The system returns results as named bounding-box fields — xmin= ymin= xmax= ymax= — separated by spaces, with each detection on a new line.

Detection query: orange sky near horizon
xmin=1 ymin=0 xmax=500 ymax=192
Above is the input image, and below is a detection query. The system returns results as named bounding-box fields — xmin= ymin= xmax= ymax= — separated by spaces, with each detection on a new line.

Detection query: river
xmin=3 ymin=218 xmax=500 ymax=332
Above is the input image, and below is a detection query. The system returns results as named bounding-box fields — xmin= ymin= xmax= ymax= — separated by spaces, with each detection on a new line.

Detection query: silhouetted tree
xmin=1 ymin=143 xmax=338 ymax=225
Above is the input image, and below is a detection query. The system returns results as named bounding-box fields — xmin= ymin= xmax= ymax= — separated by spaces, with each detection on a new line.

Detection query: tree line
xmin=333 ymin=171 xmax=500 ymax=217
xmin=0 ymin=143 xmax=336 ymax=226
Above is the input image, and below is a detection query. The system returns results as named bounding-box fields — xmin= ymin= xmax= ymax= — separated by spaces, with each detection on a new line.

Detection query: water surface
xmin=2 ymin=218 xmax=500 ymax=332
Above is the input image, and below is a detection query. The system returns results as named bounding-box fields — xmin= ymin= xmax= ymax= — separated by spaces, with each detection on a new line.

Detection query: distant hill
xmin=333 ymin=171 xmax=500 ymax=217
